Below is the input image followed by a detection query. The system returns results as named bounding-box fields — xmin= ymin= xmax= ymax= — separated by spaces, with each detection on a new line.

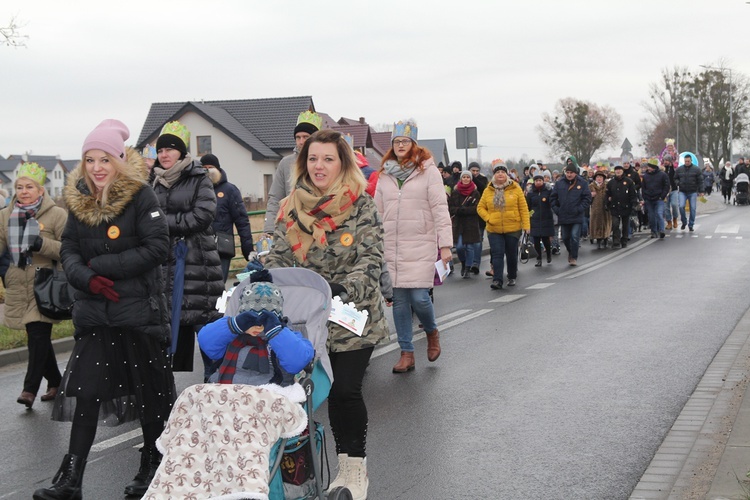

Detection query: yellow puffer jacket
xmin=477 ymin=181 xmax=530 ymax=234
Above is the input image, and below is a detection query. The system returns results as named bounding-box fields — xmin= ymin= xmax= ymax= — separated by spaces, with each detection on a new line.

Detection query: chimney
xmin=359 ymin=117 xmax=366 ymax=124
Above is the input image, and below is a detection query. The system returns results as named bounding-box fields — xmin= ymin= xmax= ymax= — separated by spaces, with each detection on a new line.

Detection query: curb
xmin=0 ymin=335 xmax=75 ymax=369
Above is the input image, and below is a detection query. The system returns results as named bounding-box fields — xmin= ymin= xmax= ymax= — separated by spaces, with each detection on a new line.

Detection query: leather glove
xmin=89 ymin=276 xmax=120 ymax=302
xmin=30 ymin=236 xmax=43 ymax=252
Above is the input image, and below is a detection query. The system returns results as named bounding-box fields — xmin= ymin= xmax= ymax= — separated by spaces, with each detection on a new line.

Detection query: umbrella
xmin=169 ymin=238 xmax=188 ymax=355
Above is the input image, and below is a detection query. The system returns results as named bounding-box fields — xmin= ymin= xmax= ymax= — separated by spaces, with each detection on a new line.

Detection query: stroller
xmin=151 ymin=267 xmax=350 ymax=500
xmin=734 ymin=173 xmax=749 ymax=205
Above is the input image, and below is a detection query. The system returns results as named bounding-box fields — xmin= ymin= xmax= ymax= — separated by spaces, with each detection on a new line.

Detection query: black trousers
xmin=532 ymin=236 xmax=552 ymax=259
xmin=611 ymin=215 xmax=629 ymax=244
xmin=328 ymin=347 xmax=373 ymax=458
xmin=24 ymin=321 xmax=62 ymax=394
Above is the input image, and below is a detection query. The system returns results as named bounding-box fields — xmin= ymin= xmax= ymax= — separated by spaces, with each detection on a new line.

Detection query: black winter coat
xmin=61 ymin=150 xmax=170 ymax=342
xmin=675 ymin=164 xmax=703 ymax=194
xmin=550 ymin=175 xmax=592 ymax=224
xmin=641 ymin=169 xmax=670 ymax=201
xmin=448 ymin=187 xmax=481 ymax=244
xmin=623 ymin=168 xmax=641 ymax=190
xmin=526 ymin=185 xmax=555 ymax=237
xmin=150 ymin=158 xmax=224 ymax=326
xmin=211 ymin=168 xmax=253 ymax=259
xmin=606 ymin=176 xmax=638 ymax=216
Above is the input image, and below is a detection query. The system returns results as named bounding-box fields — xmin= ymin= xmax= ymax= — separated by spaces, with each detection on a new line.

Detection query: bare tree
xmin=537 ymin=98 xmax=623 ymax=166
xmin=1 ymin=15 xmax=28 ymax=47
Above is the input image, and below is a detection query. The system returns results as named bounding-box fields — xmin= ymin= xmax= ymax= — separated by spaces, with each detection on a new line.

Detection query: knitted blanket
xmin=145 ymin=384 xmax=307 ymax=500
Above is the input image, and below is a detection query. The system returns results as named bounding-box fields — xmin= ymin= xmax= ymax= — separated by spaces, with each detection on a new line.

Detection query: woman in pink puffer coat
xmin=375 ymin=120 xmax=453 ymax=374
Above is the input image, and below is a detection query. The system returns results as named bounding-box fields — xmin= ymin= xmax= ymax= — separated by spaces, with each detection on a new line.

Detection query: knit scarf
xmin=278 ymin=182 xmax=359 ymax=263
xmin=455 ymin=180 xmax=477 ymax=196
xmin=217 ymin=331 xmax=270 ymax=384
xmin=724 ymin=166 xmax=734 ymax=180
xmin=9 ymin=196 xmax=43 ymax=268
xmin=383 ymin=159 xmax=417 ymax=181
xmin=152 ymin=155 xmax=193 ymax=189
xmin=492 ymin=178 xmax=513 ymax=210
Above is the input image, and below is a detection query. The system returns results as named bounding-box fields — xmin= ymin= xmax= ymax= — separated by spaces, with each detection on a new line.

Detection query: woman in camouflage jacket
xmin=265 ymin=130 xmax=386 ymax=499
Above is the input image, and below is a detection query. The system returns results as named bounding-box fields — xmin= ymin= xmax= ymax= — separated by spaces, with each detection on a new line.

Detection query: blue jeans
xmin=678 ymin=192 xmax=698 ymax=228
xmin=644 ymin=200 xmax=665 ymax=233
xmin=472 ymin=228 xmax=484 ymax=268
xmin=667 ymin=191 xmax=679 ymax=220
xmin=392 ymin=288 xmax=438 ymax=352
xmin=560 ymin=223 xmax=582 ymax=259
xmin=487 ymin=232 xmax=519 ymax=282
xmin=455 ymin=234 xmax=476 ymax=269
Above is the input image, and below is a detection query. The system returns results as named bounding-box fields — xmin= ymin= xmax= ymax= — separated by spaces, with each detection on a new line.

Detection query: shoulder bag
xmin=33 ymin=262 xmax=74 ymax=320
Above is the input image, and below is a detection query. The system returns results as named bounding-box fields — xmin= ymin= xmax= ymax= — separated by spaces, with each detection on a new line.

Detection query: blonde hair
xmin=81 ymin=151 xmax=129 ymax=206
xmin=292 ymin=130 xmax=367 ymax=196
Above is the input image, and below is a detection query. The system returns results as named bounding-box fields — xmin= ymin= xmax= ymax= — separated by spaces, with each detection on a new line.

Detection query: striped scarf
xmin=278 ymin=182 xmax=359 ymax=263
xmin=217 ymin=328 xmax=270 ymax=384
xmin=9 ymin=197 xmax=42 ymax=268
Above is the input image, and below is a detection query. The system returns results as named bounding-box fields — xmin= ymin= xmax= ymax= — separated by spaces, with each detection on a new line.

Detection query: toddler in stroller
xmin=734 ymin=173 xmax=750 ymax=205
xmin=145 ymin=268 xmax=346 ymax=499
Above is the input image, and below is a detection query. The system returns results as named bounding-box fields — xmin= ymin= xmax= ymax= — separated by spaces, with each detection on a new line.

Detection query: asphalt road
xmin=1 ymin=195 xmax=749 ymax=499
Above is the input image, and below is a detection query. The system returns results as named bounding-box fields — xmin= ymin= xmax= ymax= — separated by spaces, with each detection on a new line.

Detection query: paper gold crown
xmin=17 ymin=162 xmax=46 ymax=186
xmin=160 ymin=121 xmax=190 ymax=149
xmin=296 ymin=110 xmax=323 ymax=131
xmin=392 ymin=120 xmax=418 ymax=142
xmin=665 ymin=138 xmax=675 ymax=146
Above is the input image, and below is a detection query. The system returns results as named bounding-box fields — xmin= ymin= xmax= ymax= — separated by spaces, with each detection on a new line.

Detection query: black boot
xmin=33 ymin=454 xmax=86 ymax=500
xmin=124 ymin=445 xmax=161 ymax=497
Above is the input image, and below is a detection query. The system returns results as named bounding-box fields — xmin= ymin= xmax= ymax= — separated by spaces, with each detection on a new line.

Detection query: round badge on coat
xmin=218 ymin=192 xmax=225 ymax=198
xmin=107 ymin=226 xmax=120 ymax=239
xmin=340 ymin=233 xmax=354 ymax=247
xmin=577 ymin=185 xmax=581 ymax=189
xmin=623 ymin=181 xmax=627 ymax=185
xmin=542 ymin=198 xmax=546 ymax=202
xmin=38 ymin=223 xmax=44 ymax=231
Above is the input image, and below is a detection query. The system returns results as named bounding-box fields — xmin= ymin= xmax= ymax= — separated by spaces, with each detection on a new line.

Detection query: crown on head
xmin=160 ymin=121 xmax=190 ymax=149
xmin=491 ymin=158 xmax=506 ymax=168
xmin=296 ymin=110 xmax=323 ymax=131
xmin=392 ymin=119 xmax=418 ymax=142
xmin=17 ymin=162 xmax=46 ymax=186
xmin=665 ymin=138 xmax=675 ymax=146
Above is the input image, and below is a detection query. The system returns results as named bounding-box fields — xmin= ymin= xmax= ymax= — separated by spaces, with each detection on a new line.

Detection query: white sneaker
xmin=329 ymin=453 xmax=350 ymax=490
xmin=346 ymin=457 xmax=369 ymax=500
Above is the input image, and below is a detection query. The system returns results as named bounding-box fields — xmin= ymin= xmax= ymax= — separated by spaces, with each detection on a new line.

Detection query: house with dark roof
xmin=136 ymin=97 xmax=316 ymax=201
xmin=419 ymin=139 xmax=450 ymax=167
xmin=1 ymin=154 xmax=71 ymax=198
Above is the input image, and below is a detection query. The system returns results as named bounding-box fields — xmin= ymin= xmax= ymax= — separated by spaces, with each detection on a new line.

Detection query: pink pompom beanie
xmin=82 ymin=119 xmax=130 ymax=160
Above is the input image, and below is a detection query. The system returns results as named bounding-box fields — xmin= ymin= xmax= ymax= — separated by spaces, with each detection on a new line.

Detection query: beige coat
xmin=0 ymin=194 xmax=68 ymax=329
xmin=375 ymin=158 xmax=453 ymax=288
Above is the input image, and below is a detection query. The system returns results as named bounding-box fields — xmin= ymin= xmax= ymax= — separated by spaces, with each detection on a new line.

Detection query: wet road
xmin=1 ymin=195 xmax=749 ymax=499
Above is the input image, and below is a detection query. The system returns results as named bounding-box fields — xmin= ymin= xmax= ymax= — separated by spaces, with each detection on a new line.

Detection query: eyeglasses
xmin=393 ymin=139 xmax=412 ymax=146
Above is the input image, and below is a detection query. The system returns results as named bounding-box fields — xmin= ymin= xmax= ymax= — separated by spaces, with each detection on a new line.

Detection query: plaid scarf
xmin=492 ymin=178 xmax=513 ymax=210
xmin=9 ymin=197 xmax=42 ymax=268
xmin=278 ymin=182 xmax=359 ymax=263
xmin=217 ymin=328 xmax=270 ymax=384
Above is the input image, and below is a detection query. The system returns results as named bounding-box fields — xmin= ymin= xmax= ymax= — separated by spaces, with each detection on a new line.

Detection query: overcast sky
xmin=2 ymin=0 xmax=749 ymax=165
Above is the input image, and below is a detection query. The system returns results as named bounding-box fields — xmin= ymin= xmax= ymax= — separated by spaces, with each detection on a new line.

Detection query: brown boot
xmin=665 ymin=220 xmax=672 ymax=230
xmin=673 ymin=218 xmax=678 ymax=229
xmin=426 ymin=329 xmax=441 ymax=362
xmin=392 ymin=351 xmax=415 ymax=373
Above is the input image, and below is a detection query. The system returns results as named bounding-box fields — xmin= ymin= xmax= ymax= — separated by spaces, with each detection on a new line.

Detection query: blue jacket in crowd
xmin=550 ymin=175 xmax=592 ymax=224
xmin=641 ymin=168 xmax=670 ymax=202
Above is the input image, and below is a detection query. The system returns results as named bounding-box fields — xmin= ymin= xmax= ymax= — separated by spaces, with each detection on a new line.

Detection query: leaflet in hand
xmin=434 ymin=260 xmax=451 ymax=283
xmin=215 ymin=287 xmax=236 ymax=314
xmin=328 ymin=296 xmax=368 ymax=337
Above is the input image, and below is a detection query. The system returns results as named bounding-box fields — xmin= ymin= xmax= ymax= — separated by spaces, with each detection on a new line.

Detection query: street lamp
xmin=700 ymin=65 xmax=733 ymax=163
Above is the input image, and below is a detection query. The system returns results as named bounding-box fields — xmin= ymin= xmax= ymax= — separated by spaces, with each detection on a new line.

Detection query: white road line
xmin=489 ymin=294 xmax=526 ymax=303
xmin=373 ymin=308 xmax=494 ymax=360
xmin=434 ymin=309 xmax=471 ymax=323
xmin=526 ymin=283 xmax=555 ymax=289
xmin=705 ymin=235 xmax=712 ymax=239
xmin=90 ymin=428 xmax=142 ymax=453
xmin=548 ymin=239 xmax=649 ymax=280
xmin=722 ymin=236 xmax=728 ymax=239
xmin=737 ymin=236 xmax=744 ymax=240
xmin=715 ymin=224 xmax=740 ymax=233
xmin=564 ymin=239 xmax=659 ymax=279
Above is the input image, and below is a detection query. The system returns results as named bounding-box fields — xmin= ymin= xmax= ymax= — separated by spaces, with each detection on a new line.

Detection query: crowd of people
xmin=2 ymin=112 xmax=745 ymax=499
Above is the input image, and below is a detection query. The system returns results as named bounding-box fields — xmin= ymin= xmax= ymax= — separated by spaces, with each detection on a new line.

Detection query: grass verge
xmin=0 ymin=321 xmax=76 ymax=351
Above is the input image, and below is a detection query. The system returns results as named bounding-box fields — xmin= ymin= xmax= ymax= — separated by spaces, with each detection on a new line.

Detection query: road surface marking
xmin=547 ymin=239 xmax=649 ymax=280
xmin=715 ymin=224 xmax=740 ymax=233
xmin=90 ymin=428 xmax=142 ymax=453
xmin=705 ymin=236 xmax=712 ymax=239
xmin=489 ymin=294 xmax=526 ymax=303
xmin=721 ymin=236 xmax=728 ymax=239
xmin=737 ymin=236 xmax=744 ymax=240
xmin=526 ymin=283 xmax=555 ymax=289
xmin=564 ymin=239 xmax=658 ymax=279
xmin=374 ymin=309 xmax=493 ymax=359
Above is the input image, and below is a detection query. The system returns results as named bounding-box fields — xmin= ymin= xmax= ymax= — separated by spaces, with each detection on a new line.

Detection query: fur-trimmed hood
xmin=64 ymin=147 xmax=149 ymax=227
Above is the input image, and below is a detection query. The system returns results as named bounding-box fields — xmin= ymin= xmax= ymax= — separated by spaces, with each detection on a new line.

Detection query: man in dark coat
xmin=549 ymin=156 xmax=592 ymax=266
xmin=674 ymin=153 xmax=704 ymax=231
xmin=201 ymin=154 xmax=254 ymax=282
xmin=641 ymin=159 xmax=671 ymax=239
xmin=606 ymin=165 xmax=638 ymax=248
xmin=468 ymin=161 xmax=488 ymax=274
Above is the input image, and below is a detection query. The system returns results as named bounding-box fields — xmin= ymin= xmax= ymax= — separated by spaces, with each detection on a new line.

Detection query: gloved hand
xmin=89 ymin=276 xmax=120 ymax=302
xmin=328 ymin=281 xmax=347 ymax=298
xmin=30 ymin=236 xmax=43 ymax=252
xmin=230 ymin=310 xmax=283 ymax=338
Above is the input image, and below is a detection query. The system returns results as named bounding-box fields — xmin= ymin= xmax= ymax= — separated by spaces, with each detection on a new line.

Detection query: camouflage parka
xmin=265 ymin=194 xmax=388 ymax=352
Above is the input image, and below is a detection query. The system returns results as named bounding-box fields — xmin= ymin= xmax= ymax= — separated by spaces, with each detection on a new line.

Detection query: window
xmin=197 ymin=136 xmax=212 ymax=156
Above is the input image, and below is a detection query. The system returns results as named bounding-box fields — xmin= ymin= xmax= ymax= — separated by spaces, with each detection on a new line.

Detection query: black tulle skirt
xmin=52 ymin=327 xmax=176 ymax=427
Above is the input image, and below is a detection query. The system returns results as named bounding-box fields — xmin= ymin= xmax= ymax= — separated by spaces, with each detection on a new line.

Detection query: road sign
xmin=456 ymin=127 xmax=478 ymax=149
